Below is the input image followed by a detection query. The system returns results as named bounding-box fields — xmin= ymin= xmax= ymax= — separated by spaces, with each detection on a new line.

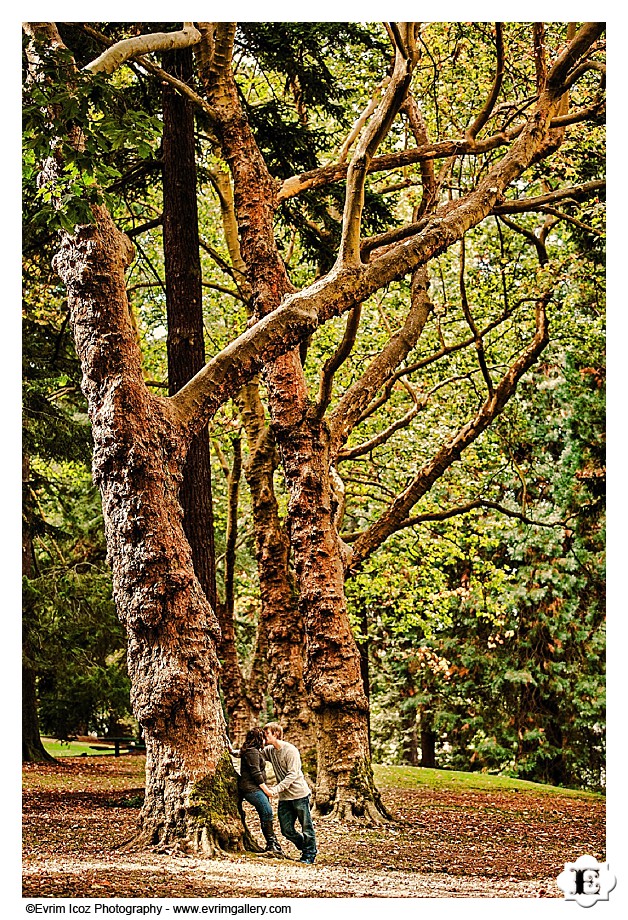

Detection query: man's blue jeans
xmin=278 ymin=796 xmax=317 ymax=861
xmin=243 ymin=788 xmax=273 ymax=824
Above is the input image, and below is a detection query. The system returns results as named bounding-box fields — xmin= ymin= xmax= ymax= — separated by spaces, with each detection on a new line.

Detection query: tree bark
xmin=236 ymin=383 xmax=317 ymax=768
xmin=273 ymin=412 xmax=389 ymax=820
xmin=53 ymin=206 xmax=248 ymax=852
xmin=420 ymin=709 xmax=437 ymax=769
xmin=206 ymin=163 xmax=316 ymax=761
xmin=162 ymin=47 xmax=217 ymax=613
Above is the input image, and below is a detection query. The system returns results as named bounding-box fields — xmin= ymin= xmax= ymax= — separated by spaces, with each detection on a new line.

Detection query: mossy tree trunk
xmin=52 ymin=206 xmax=248 ymax=852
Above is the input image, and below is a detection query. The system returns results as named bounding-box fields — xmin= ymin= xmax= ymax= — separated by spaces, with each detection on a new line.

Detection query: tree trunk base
xmin=22 ymin=739 xmax=56 ymax=763
xmin=314 ymin=796 xmax=390 ymax=824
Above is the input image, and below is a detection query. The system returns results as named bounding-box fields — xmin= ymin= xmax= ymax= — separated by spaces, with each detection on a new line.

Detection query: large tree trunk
xmin=202 ymin=40 xmax=387 ymax=815
xmin=205 ymin=162 xmax=316 ymax=760
xmin=237 ymin=382 xmax=317 ymax=768
xmin=274 ymin=413 xmax=389 ymax=820
xmin=162 ymin=47 xmax=217 ymax=612
xmin=53 ymin=206 xmax=248 ymax=852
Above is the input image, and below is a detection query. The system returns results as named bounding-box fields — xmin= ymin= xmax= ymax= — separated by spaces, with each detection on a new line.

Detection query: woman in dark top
xmin=228 ymin=727 xmax=284 ymax=857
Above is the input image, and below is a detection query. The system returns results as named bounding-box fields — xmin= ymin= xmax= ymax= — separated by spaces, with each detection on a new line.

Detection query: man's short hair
xmin=263 ymin=721 xmax=284 ymax=739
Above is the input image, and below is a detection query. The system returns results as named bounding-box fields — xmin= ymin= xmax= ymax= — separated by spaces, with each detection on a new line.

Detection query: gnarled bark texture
xmin=273 ymin=413 xmax=388 ymax=820
xmin=52 ymin=206 xmax=245 ymax=851
xmin=201 ymin=30 xmax=386 ymax=816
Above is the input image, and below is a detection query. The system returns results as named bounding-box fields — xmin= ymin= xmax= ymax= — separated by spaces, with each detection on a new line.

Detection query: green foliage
xmin=23 ymin=35 xmax=162 ymax=236
xmin=354 ymin=287 xmax=605 ymax=790
xmin=23 ymin=466 xmax=132 ymax=739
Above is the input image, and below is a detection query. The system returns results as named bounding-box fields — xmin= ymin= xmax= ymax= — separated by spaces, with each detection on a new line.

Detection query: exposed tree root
xmin=313 ymin=793 xmax=392 ymax=824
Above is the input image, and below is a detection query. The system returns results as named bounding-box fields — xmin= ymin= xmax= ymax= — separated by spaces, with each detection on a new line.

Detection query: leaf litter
xmin=22 ymin=756 xmax=604 ymax=899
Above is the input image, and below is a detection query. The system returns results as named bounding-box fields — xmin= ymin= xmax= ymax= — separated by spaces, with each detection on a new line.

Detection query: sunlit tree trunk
xmin=273 ymin=413 xmax=389 ymax=819
xmin=53 ymin=206 xmax=246 ymax=852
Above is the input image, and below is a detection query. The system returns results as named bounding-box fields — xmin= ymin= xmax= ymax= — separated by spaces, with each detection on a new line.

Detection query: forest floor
xmin=22 ymin=755 xmax=605 ymax=900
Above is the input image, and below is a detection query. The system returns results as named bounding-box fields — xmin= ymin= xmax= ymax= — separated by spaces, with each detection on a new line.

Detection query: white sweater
xmin=264 ymin=740 xmax=311 ymax=801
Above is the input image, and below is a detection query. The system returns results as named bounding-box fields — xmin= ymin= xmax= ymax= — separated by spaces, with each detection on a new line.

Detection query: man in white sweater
xmin=263 ymin=722 xmax=318 ymax=864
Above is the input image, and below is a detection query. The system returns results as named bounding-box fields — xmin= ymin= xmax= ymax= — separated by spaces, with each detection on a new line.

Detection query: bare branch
xmin=125 ymin=216 xmax=163 ymax=238
xmin=342 ymin=498 xmax=564 ymax=542
xmin=495 ymin=179 xmax=605 ymax=215
xmin=538 ymin=206 xmax=604 ymax=237
xmin=459 ymin=237 xmax=494 ymax=395
xmin=401 ymin=93 xmax=437 ymax=218
xmin=337 ymin=400 xmax=421 ymax=463
xmin=562 ymin=59 xmax=606 ymax=92
xmin=547 ymin=22 xmax=605 ymax=95
xmin=77 ymin=22 xmax=219 ymax=129
xmin=337 ymin=23 xmax=419 ymax=264
xmin=498 ymin=214 xmax=549 ymax=266
xmin=533 ymin=23 xmax=547 ymax=92
xmin=84 ymin=23 xmax=201 ymax=74
xmin=348 ymin=292 xmax=551 ymax=573
xmin=336 ymin=80 xmax=387 ymax=164
xmin=316 ymin=305 xmax=363 ymax=416
xmin=329 ymin=266 xmax=432 ymax=457
xmin=467 ymin=23 xmax=505 ymax=140
xmin=277 ymin=97 xmax=604 ymax=205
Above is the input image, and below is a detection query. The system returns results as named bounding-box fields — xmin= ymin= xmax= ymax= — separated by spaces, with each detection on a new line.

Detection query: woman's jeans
xmin=243 ymin=788 xmax=273 ymax=825
xmin=278 ymin=795 xmax=317 ymax=860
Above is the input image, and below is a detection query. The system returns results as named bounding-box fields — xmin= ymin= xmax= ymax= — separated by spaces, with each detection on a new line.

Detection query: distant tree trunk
xmin=162 ymin=47 xmax=216 ymax=612
xmin=420 ymin=709 xmax=437 ymax=768
xmin=22 ymin=454 xmax=55 ymax=763
xmin=401 ymin=708 xmax=420 ymax=767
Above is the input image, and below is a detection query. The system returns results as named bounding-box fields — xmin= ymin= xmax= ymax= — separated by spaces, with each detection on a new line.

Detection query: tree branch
xmin=337 ymin=400 xmax=421 ymax=463
xmin=342 ymin=498 xmax=564 ymax=542
xmin=338 ymin=22 xmax=419 ymax=265
xmin=348 ymin=292 xmax=551 ymax=573
xmin=459 ymin=236 xmax=494 ymax=396
xmin=329 ymin=267 xmax=432 ymax=457
xmin=316 ymin=305 xmax=363 ymax=416
xmin=84 ymin=23 xmax=202 ymax=74
xmin=494 ymin=179 xmax=605 ymax=214
xmin=466 ymin=23 xmax=505 ymax=140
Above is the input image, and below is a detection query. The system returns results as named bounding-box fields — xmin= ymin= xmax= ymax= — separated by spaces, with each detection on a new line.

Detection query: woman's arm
xmin=225 ymin=735 xmax=240 ymax=756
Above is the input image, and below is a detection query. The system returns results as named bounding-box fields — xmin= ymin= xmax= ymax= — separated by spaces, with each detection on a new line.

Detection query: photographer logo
xmin=556 ymin=855 xmax=616 ymax=907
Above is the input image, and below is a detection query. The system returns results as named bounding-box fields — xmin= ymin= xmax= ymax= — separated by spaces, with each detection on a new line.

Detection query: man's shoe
xmin=299 ymin=856 xmax=316 ymax=864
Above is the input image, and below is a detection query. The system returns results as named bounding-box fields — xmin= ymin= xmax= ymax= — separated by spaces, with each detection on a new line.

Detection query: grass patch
xmin=42 ymin=739 xmax=113 ymax=758
xmin=373 ymin=763 xmax=603 ymax=800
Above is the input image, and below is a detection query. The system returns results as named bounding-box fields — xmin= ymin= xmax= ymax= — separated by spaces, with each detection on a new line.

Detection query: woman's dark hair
xmin=242 ymin=727 xmax=265 ymax=750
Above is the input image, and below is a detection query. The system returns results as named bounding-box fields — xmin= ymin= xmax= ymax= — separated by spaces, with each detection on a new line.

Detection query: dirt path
xmin=22 ymin=757 xmax=604 ymax=899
